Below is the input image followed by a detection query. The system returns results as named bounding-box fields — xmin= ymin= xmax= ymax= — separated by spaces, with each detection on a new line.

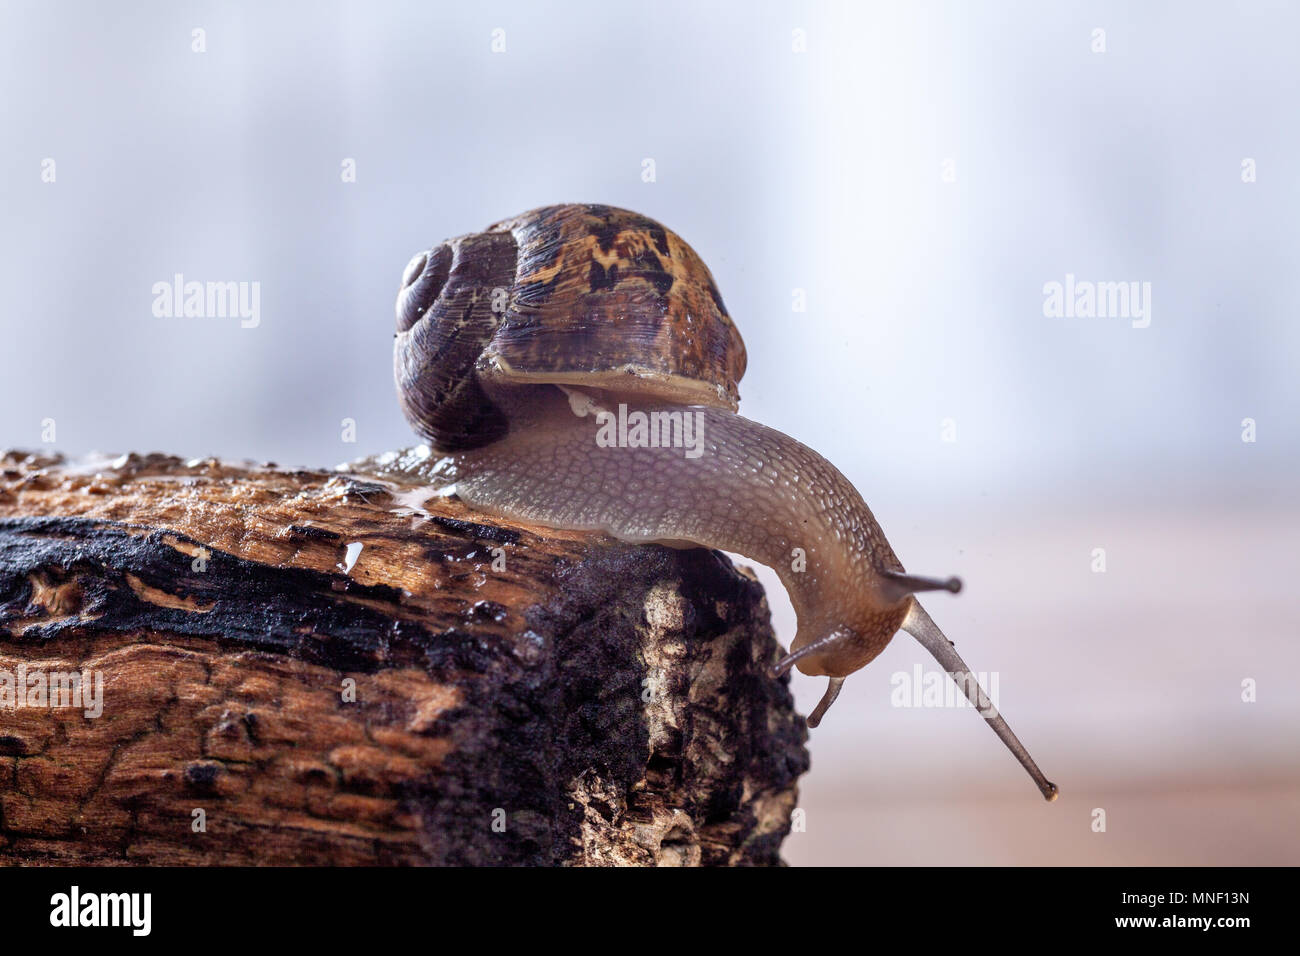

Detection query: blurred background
xmin=1 ymin=0 xmax=1296 ymax=864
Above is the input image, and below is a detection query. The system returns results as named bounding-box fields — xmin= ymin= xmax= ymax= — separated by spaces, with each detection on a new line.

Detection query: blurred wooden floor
xmin=784 ymin=779 xmax=1300 ymax=866
xmin=742 ymin=498 xmax=1300 ymax=866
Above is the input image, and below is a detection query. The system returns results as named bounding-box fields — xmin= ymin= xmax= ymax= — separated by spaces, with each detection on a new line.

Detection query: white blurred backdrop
xmin=2 ymin=0 xmax=1296 ymax=864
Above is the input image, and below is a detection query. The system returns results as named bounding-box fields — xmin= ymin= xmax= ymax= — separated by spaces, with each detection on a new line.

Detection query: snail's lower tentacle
xmin=807 ymin=677 xmax=846 ymax=728
xmin=769 ymin=630 xmax=854 ymax=680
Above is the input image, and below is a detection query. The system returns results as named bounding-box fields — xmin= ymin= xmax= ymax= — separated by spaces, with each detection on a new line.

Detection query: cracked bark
xmin=0 ymin=450 xmax=809 ymax=866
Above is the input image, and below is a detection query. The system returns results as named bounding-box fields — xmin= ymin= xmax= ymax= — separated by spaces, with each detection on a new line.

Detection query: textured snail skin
xmin=417 ymin=386 xmax=910 ymax=679
xmin=372 ymin=384 xmax=1060 ymax=799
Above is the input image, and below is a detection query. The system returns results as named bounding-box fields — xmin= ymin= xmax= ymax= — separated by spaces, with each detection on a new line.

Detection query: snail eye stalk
xmin=879 ymin=570 xmax=963 ymax=602
xmin=903 ymin=601 xmax=1059 ymax=802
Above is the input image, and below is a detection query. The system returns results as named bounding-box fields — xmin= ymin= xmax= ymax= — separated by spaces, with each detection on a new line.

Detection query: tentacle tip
xmin=946 ymin=576 xmax=963 ymax=594
xmin=805 ymin=714 xmax=821 ymax=729
xmin=1042 ymin=781 xmax=1059 ymax=802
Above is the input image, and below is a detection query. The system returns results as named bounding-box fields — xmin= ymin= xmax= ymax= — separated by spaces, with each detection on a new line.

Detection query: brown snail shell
xmin=395 ymin=203 xmax=747 ymax=451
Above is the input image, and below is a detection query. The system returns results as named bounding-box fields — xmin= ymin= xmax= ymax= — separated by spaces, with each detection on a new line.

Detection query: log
xmin=0 ymin=449 xmax=809 ymax=866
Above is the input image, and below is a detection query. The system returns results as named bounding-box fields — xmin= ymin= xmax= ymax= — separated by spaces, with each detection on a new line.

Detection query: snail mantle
xmin=0 ymin=450 xmax=809 ymax=866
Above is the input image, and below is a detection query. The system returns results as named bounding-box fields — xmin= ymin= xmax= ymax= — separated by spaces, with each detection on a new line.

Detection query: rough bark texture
xmin=0 ymin=450 xmax=809 ymax=866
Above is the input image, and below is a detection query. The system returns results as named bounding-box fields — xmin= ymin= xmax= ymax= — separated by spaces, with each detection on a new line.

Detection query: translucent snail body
xmin=387 ymin=203 xmax=1058 ymax=801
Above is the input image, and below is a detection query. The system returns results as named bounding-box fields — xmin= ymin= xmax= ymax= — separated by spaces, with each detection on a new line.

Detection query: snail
xmin=385 ymin=203 xmax=1057 ymax=801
